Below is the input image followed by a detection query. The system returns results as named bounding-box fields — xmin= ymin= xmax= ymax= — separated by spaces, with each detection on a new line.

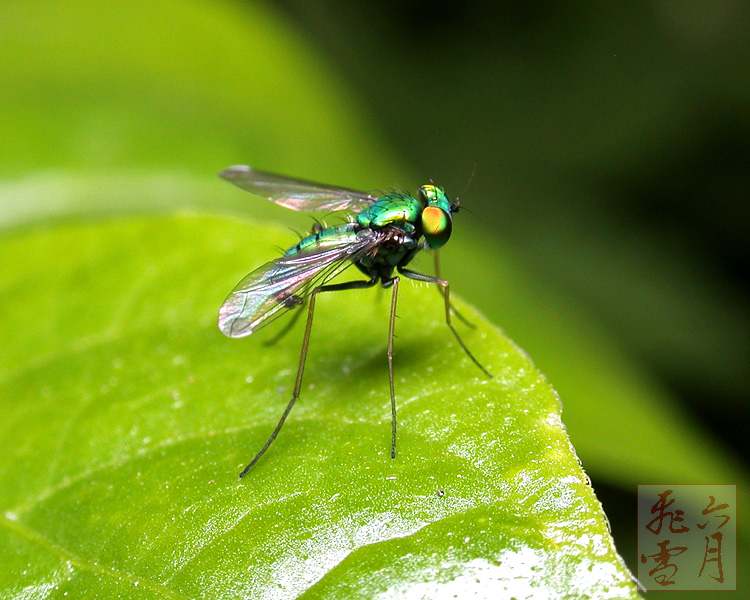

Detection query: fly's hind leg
xmin=239 ymin=276 xmax=378 ymax=478
xmin=381 ymin=276 xmax=400 ymax=460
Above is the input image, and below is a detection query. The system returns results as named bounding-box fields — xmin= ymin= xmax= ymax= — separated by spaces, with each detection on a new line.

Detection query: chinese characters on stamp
xmin=637 ymin=484 xmax=736 ymax=590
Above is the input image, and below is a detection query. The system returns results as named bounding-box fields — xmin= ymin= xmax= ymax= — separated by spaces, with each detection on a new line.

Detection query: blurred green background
xmin=1 ymin=0 xmax=748 ymax=592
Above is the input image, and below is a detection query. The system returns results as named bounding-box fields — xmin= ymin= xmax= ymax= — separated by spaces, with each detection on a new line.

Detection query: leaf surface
xmin=0 ymin=214 xmax=640 ymax=598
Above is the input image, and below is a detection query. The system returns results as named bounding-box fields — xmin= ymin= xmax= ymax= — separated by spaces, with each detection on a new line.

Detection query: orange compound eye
xmin=421 ymin=206 xmax=452 ymax=249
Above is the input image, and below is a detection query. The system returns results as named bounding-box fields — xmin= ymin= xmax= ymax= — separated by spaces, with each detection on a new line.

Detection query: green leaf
xmin=0 ymin=213 xmax=640 ymax=598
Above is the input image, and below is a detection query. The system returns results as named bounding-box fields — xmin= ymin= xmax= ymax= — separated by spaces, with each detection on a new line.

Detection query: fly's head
xmin=418 ymin=184 xmax=453 ymax=249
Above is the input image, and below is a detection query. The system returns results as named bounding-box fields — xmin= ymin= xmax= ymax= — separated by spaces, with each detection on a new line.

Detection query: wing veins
xmin=218 ymin=228 xmax=380 ymax=337
xmin=220 ymin=165 xmax=379 ymax=213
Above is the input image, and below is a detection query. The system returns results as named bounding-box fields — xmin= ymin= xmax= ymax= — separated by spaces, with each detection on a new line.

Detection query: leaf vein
xmin=0 ymin=513 xmax=193 ymax=600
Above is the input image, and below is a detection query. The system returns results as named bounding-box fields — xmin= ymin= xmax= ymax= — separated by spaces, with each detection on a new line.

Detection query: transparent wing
xmin=220 ymin=165 xmax=379 ymax=213
xmin=219 ymin=226 xmax=380 ymax=338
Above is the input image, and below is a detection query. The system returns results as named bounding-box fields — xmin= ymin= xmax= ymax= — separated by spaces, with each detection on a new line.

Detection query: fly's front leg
xmin=432 ymin=251 xmax=475 ymax=329
xmin=398 ymin=267 xmax=492 ymax=379
xmin=239 ymin=276 xmax=378 ymax=478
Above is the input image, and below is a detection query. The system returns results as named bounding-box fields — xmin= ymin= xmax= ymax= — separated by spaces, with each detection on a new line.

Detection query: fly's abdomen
xmin=286 ymin=223 xmax=359 ymax=256
xmin=356 ymin=194 xmax=421 ymax=232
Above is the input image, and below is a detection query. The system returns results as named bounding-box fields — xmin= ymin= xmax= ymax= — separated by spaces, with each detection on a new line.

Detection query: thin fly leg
xmin=432 ymin=251 xmax=475 ymax=329
xmin=399 ymin=267 xmax=492 ymax=379
xmin=383 ymin=276 xmax=400 ymax=459
xmin=239 ymin=276 xmax=378 ymax=478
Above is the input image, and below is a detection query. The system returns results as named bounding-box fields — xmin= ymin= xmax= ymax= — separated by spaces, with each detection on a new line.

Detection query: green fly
xmin=218 ymin=166 xmax=491 ymax=478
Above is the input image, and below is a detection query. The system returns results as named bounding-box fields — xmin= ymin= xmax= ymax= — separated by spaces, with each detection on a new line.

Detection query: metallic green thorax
xmin=356 ymin=193 xmax=422 ymax=233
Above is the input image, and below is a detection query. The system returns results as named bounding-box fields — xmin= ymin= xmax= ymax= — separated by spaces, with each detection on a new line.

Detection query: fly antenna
xmin=462 ymin=163 xmax=477 ymax=197
xmin=454 ymin=163 xmax=476 ymax=202
xmin=453 ymin=164 xmax=477 ymax=215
